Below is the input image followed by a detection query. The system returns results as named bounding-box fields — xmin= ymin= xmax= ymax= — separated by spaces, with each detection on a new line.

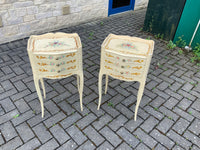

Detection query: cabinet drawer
xmin=105 ymin=52 xmax=146 ymax=65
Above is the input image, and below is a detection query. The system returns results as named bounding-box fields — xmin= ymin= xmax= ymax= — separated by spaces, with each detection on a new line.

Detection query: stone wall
xmin=0 ymin=0 xmax=148 ymax=44
xmin=0 ymin=0 xmax=108 ymax=44
xmin=135 ymin=0 xmax=149 ymax=10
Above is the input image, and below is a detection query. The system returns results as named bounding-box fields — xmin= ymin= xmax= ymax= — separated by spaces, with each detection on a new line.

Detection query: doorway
xmin=108 ymin=0 xmax=135 ymax=16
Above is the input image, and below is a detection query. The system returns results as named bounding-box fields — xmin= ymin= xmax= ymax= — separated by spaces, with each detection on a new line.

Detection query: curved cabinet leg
xmin=40 ymin=78 xmax=46 ymax=99
xmin=105 ymin=75 xmax=108 ymax=94
xmin=97 ymin=73 xmax=103 ymax=110
xmin=77 ymin=74 xmax=80 ymax=93
xmin=79 ymin=73 xmax=84 ymax=111
xmin=34 ymin=78 xmax=44 ymax=118
xmin=134 ymin=81 xmax=145 ymax=121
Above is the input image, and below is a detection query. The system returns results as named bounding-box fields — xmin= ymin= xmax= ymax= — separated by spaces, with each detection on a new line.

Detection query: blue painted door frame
xmin=108 ymin=0 xmax=135 ymax=16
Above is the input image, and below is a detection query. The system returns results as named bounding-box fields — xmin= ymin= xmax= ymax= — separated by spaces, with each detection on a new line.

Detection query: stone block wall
xmin=0 ymin=0 xmax=108 ymax=44
xmin=0 ymin=0 xmax=148 ymax=44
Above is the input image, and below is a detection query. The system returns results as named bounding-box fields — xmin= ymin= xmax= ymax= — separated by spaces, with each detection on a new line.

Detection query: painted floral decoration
xmin=121 ymin=43 xmax=135 ymax=49
xmin=45 ymin=41 xmax=69 ymax=48
xmin=48 ymin=56 xmax=53 ymax=59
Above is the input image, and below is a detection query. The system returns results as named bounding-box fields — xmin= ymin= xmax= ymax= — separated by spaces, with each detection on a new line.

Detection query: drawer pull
xmin=57 ymin=70 xmax=61 ymax=73
xmin=56 ymin=58 xmax=59 ymax=60
xmin=121 ymin=66 xmax=124 ymax=68
xmin=122 ymin=59 xmax=126 ymax=62
xmin=56 ymin=64 xmax=60 ymax=67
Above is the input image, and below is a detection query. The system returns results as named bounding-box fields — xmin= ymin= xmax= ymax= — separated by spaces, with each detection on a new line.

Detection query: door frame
xmin=108 ymin=0 xmax=135 ymax=16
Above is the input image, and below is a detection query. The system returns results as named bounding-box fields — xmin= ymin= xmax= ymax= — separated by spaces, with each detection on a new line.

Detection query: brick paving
xmin=0 ymin=9 xmax=200 ymax=150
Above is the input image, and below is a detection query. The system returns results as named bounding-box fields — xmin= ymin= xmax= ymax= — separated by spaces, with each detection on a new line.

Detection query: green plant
xmin=178 ymin=49 xmax=183 ymax=54
xmin=175 ymin=36 xmax=186 ymax=48
xmin=107 ymin=102 xmax=114 ymax=107
xmin=193 ymin=43 xmax=200 ymax=61
xmin=154 ymin=33 xmax=164 ymax=39
xmin=167 ymin=40 xmax=176 ymax=49
xmin=13 ymin=114 xmax=20 ymax=118
xmin=146 ymin=36 xmax=151 ymax=40
xmin=140 ymin=27 xmax=143 ymax=31
xmin=100 ymin=21 xmax=104 ymax=26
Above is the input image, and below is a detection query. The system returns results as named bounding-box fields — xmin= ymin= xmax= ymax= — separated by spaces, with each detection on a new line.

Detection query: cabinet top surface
xmin=103 ymin=34 xmax=154 ymax=56
xmin=28 ymin=33 xmax=81 ymax=54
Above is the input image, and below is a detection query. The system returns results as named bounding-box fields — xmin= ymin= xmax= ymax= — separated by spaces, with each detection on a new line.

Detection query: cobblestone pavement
xmin=0 ymin=9 xmax=200 ymax=150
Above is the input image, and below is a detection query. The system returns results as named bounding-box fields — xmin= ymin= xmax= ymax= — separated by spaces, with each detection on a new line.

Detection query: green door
xmin=174 ymin=0 xmax=200 ymax=47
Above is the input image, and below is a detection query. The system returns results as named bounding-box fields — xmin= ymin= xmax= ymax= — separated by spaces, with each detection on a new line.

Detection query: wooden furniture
xmin=27 ymin=32 xmax=83 ymax=117
xmin=98 ymin=34 xmax=154 ymax=121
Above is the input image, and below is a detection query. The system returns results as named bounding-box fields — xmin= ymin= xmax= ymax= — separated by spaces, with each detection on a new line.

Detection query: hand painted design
xmin=134 ymin=60 xmax=144 ymax=63
xmin=51 ymin=69 xmax=56 ymax=72
xmin=50 ymin=62 xmax=55 ymax=66
xmin=105 ymin=53 xmax=114 ymax=58
xmin=66 ymin=60 xmax=76 ymax=64
xmin=36 ymin=56 xmax=46 ymax=59
xmin=66 ymin=53 xmax=76 ymax=57
xmin=110 ymin=73 xmax=133 ymax=80
xmin=105 ymin=66 xmax=113 ymax=70
xmin=39 ymin=69 xmax=48 ymax=72
xmin=48 ymin=56 xmax=53 ymax=59
xmin=105 ymin=60 xmax=142 ymax=69
xmin=46 ymin=73 xmax=72 ymax=78
xmin=37 ymin=63 xmax=47 ymax=66
xmin=45 ymin=41 xmax=69 ymax=48
xmin=61 ymin=68 xmax=66 ymax=71
xmin=121 ymin=43 xmax=136 ymax=50
xmin=105 ymin=60 xmax=113 ymax=64
xmin=132 ymin=66 xmax=142 ymax=69
xmin=67 ymin=66 xmax=76 ymax=70
xmin=131 ymin=73 xmax=141 ymax=75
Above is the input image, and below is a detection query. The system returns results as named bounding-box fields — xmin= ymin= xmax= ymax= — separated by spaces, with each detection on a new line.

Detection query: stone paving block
xmin=72 ymin=101 xmax=90 ymax=116
xmin=101 ymin=103 xmax=120 ymax=118
xmin=121 ymin=95 xmax=137 ymax=106
xmin=0 ymin=109 xmax=19 ymax=125
xmin=144 ymin=105 xmax=164 ymax=120
xmin=173 ymin=107 xmax=194 ymax=122
xmin=58 ymin=100 xmax=75 ymax=115
xmin=16 ymin=122 xmax=35 ymax=143
xmin=0 ymin=121 xmax=18 ymax=141
xmin=82 ymin=92 xmax=98 ymax=104
xmin=33 ymin=123 xmax=52 ymax=143
xmin=178 ymin=89 xmax=196 ymax=101
xmin=156 ymin=117 xmax=174 ymax=134
xmin=124 ymin=116 xmax=143 ymax=132
xmin=13 ymin=80 xmax=27 ymax=92
xmin=83 ymin=126 xmax=104 ymax=146
xmin=116 ymin=103 xmax=134 ymax=119
xmin=16 ymin=138 xmax=41 ymax=150
xmin=66 ymin=125 xmax=87 ymax=145
xmin=87 ymin=102 xmax=105 ymax=117
xmin=0 ymin=97 xmax=15 ymax=112
xmin=172 ymin=145 xmax=185 ymax=150
xmin=0 ymin=88 xmax=17 ymax=101
xmin=108 ymin=94 xmax=125 ymax=106
xmin=44 ymin=112 xmax=66 ymax=128
xmin=154 ymin=144 xmax=168 ymax=150
xmin=182 ymin=82 xmax=194 ymax=92
xmin=14 ymin=98 xmax=30 ymax=113
xmin=10 ymin=89 xmax=31 ymax=101
xmin=172 ymin=118 xmax=190 ymax=134
xmin=96 ymin=141 xmax=114 ymax=150
xmin=159 ymin=106 xmax=179 ymax=121
xmin=191 ymin=99 xmax=200 ymax=112
xmin=1 ymin=80 xmax=14 ymax=91
xmin=188 ymin=118 xmax=200 ymax=136
xmin=0 ymin=134 xmax=4 ymax=145
xmin=150 ymin=96 xmax=165 ymax=108
xmin=44 ymin=100 xmax=60 ymax=115
xmin=167 ymin=130 xmax=192 ymax=149
xmin=146 ymin=80 xmax=159 ymax=90
xmin=37 ymin=138 xmax=59 ymax=150
xmin=156 ymin=81 xmax=169 ymax=91
xmin=177 ymin=98 xmax=192 ymax=110
xmin=165 ymin=89 xmax=183 ymax=100
xmin=64 ymin=83 xmax=78 ymax=94
xmin=169 ymin=82 xmax=182 ymax=92
xmin=108 ymin=114 xmax=128 ymax=131
xmin=150 ymin=129 xmax=175 ymax=149
xmin=134 ymin=128 xmax=157 ymax=149
xmin=76 ymin=113 xmax=97 ymax=129
xmin=60 ymin=112 xmax=82 ymax=129
xmin=57 ymin=139 xmax=78 ymax=150
xmin=100 ymin=126 xmax=122 ymax=147
xmin=52 ymin=91 xmax=72 ymax=103
xmin=135 ymin=143 xmax=151 ymax=150
xmin=92 ymin=114 xmax=112 ymax=130
xmin=163 ymin=97 xmax=179 ymax=109
xmin=1 ymin=136 xmax=23 ymax=150
xmin=117 ymin=127 xmax=139 ymax=148
xmin=77 ymin=140 xmax=96 ymax=150
xmin=116 ymin=142 xmax=133 ymax=150
xmin=50 ymin=124 xmax=70 ymax=144
xmin=140 ymin=116 xmax=159 ymax=133
xmin=51 ymin=82 xmax=66 ymax=94
xmin=12 ymin=110 xmax=34 ymax=126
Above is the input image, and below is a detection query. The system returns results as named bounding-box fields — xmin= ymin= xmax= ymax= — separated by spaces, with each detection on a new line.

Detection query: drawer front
xmin=105 ymin=52 xmax=146 ymax=65
xmin=33 ymin=52 xmax=78 ymax=75
xmin=103 ymin=52 xmax=147 ymax=79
